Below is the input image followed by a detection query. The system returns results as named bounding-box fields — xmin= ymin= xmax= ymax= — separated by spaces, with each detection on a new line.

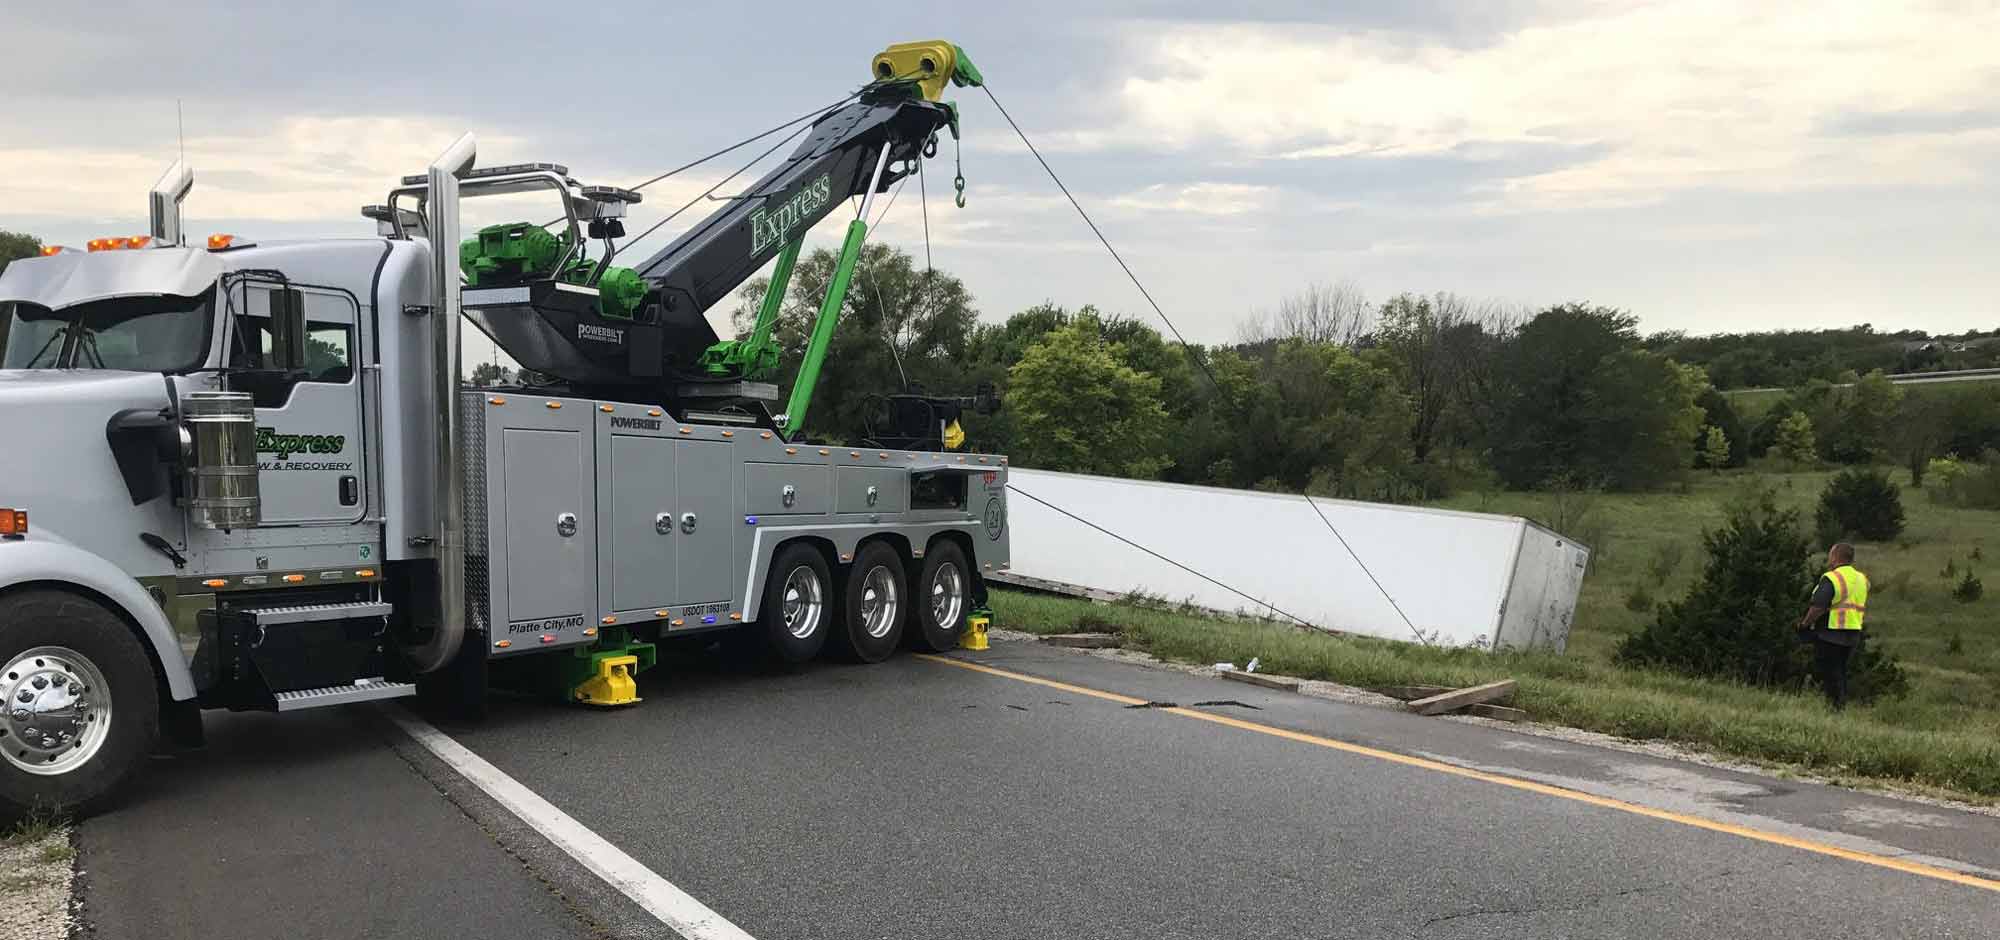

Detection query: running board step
xmin=273 ymin=678 xmax=416 ymax=712
xmin=243 ymin=601 xmax=393 ymax=626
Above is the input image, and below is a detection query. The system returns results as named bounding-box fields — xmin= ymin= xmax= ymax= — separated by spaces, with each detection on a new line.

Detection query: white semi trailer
xmin=0 ymin=41 xmax=1009 ymax=815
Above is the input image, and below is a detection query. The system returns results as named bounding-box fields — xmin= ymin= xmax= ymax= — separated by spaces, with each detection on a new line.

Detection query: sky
xmin=5 ymin=0 xmax=1997 ymax=355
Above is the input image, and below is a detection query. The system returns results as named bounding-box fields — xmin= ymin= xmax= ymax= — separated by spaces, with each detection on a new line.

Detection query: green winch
xmin=460 ymin=221 xmax=645 ymax=320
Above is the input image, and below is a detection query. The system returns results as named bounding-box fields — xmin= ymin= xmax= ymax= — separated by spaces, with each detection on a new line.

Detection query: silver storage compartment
xmin=183 ymin=391 xmax=261 ymax=529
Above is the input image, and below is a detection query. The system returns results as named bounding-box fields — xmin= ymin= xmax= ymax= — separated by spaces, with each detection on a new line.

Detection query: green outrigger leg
xmin=781 ymin=217 xmax=869 ymax=434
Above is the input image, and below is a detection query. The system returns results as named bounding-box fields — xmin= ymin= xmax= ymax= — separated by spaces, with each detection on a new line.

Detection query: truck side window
xmin=304 ymin=321 xmax=352 ymax=383
xmin=227 ymin=285 xmax=357 ymax=405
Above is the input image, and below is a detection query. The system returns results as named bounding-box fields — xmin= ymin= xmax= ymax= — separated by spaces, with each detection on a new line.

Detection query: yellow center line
xmin=917 ymin=653 xmax=2000 ymax=895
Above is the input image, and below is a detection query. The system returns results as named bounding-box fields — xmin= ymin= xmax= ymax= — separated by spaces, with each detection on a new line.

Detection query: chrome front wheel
xmin=2 ymin=645 xmax=114 ymax=776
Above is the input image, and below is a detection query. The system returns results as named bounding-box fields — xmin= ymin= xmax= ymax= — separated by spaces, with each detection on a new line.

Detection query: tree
xmin=742 ymin=243 xmax=978 ymax=446
xmin=0 ymin=231 xmax=38 ymax=275
xmin=1489 ymin=303 xmax=1701 ymax=490
xmin=1375 ymin=292 xmax=1469 ymax=467
xmin=1814 ymin=468 xmax=1905 ymax=543
xmin=1820 ymin=369 xmax=1903 ymax=463
xmin=1238 ymin=280 xmax=1371 ymax=346
xmin=1699 ymin=425 xmax=1732 ymax=473
xmin=1692 ymin=387 xmax=1747 ymax=468
xmin=1775 ymin=411 xmax=1818 ymax=467
xmin=468 ymin=362 xmax=513 ymax=386
xmin=1006 ymin=320 xmax=1171 ymax=477
xmin=0 ymin=230 xmax=40 ymax=351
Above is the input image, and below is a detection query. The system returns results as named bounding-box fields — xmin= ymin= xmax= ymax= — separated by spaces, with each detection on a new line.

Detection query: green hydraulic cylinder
xmin=782 ymin=217 xmax=868 ymax=433
xmin=744 ymin=237 xmax=801 ymax=366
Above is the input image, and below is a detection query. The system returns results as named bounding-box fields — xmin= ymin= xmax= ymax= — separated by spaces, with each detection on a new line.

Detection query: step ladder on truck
xmin=0 ymin=40 xmax=1008 ymax=816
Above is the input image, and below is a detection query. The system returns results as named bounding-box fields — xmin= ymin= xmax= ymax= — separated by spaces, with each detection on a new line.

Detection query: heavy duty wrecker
xmin=0 ymin=40 xmax=1009 ymax=815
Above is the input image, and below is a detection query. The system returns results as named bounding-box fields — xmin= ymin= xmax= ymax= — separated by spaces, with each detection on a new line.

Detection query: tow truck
xmin=0 ymin=40 xmax=1009 ymax=815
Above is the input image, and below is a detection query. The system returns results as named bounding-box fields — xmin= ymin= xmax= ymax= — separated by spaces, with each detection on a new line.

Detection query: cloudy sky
xmin=6 ymin=0 xmax=1996 ymax=349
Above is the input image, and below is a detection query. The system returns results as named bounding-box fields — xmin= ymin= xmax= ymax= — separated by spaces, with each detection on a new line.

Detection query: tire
xmin=907 ymin=540 xmax=972 ymax=653
xmin=755 ymin=543 xmax=832 ymax=665
xmin=0 ymin=590 xmax=160 ymax=819
xmin=830 ymin=542 xmax=907 ymax=663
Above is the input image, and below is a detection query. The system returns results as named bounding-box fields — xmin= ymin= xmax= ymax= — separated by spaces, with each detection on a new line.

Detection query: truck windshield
xmin=1 ymin=291 xmax=214 ymax=372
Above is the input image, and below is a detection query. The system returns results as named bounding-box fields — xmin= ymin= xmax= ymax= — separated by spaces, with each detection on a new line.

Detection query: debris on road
xmin=1372 ymin=685 xmax=1454 ymax=701
xmin=1467 ymin=703 xmax=1527 ymax=722
xmin=1406 ymin=680 xmax=1519 ymax=717
xmin=1038 ymin=633 xmax=1123 ymax=649
xmin=1222 ymin=670 xmax=1303 ymax=692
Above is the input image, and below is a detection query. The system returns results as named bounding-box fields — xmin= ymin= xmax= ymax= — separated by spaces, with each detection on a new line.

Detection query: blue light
xmin=744 ymin=515 xmax=758 ymax=525
xmin=701 ymin=614 xmax=718 ymax=624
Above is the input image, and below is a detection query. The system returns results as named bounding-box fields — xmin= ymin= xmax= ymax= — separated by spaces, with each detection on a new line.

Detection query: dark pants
xmin=1813 ymin=640 xmax=1855 ymax=710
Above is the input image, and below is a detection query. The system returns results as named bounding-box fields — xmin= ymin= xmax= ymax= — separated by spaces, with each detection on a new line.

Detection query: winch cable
xmin=627 ymin=94 xmax=862 ymax=194
xmin=615 ymin=119 xmax=817 ymax=255
xmin=977 ymin=84 xmax=1431 ymax=645
xmin=606 ymin=66 xmax=936 ymax=250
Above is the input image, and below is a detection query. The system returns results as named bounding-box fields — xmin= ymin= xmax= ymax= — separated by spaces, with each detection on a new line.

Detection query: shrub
xmin=1928 ymin=451 xmax=2000 ymax=510
xmin=1953 ymin=569 xmax=1984 ymax=603
xmin=1814 ymin=468 xmax=1906 ymax=543
xmin=1624 ymin=585 xmax=1655 ymax=612
xmin=1946 ymin=632 xmax=1966 ymax=656
xmin=1615 ymin=487 xmax=1906 ymax=703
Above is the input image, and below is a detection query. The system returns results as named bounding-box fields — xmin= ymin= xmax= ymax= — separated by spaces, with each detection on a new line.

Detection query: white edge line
xmin=386 ymin=708 xmax=756 ymax=940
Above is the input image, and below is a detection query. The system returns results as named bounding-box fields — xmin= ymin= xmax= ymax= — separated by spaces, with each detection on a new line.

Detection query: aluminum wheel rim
xmin=930 ymin=562 xmax=966 ymax=630
xmin=782 ymin=566 xmax=824 ymax=640
xmin=859 ymin=565 xmax=900 ymax=639
xmin=2 ymin=645 xmax=113 ymax=776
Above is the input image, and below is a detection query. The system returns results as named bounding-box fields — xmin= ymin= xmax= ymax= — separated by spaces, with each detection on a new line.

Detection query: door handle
xmin=680 ymin=512 xmax=698 ymax=534
xmin=556 ymin=512 xmax=578 ymax=538
xmin=339 ymin=475 xmax=359 ymax=506
xmin=655 ymin=512 xmax=673 ymax=535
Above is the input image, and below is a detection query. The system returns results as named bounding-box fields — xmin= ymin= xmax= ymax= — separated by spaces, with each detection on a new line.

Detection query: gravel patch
xmin=0 ymin=826 xmax=74 ymax=940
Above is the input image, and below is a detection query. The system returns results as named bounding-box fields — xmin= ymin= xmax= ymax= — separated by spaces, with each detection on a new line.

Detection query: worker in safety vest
xmin=1795 ymin=542 xmax=1868 ymax=710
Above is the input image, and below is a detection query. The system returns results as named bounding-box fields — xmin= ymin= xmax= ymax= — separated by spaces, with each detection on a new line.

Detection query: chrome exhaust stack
xmin=407 ymin=132 xmax=477 ymax=675
xmin=148 ymin=161 xmax=194 ymax=246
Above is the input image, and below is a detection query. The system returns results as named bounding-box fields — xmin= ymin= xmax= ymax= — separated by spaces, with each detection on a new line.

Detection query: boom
xmin=457 ymin=40 xmax=982 ymax=431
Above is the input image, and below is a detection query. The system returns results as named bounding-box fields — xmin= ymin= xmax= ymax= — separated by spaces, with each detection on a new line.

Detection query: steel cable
xmin=978 ymin=83 xmax=1431 ymax=645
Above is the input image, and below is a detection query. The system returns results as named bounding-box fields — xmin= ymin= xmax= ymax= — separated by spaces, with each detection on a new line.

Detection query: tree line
xmin=699 ymin=245 xmax=2000 ymax=502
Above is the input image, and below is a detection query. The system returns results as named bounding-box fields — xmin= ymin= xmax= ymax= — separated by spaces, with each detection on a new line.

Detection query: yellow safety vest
xmin=1826 ymin=564 xmax=1868 ymax=631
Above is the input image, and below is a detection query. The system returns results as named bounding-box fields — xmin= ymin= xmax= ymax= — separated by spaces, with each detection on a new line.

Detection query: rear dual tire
xmin=830 ymin=543 xmax=906 ymax=663
xmin=906 ymin=541 xmax=972 ymax=653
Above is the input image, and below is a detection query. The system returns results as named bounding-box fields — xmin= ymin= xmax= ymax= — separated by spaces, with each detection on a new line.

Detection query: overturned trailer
xmin=997 ymin=469 xmax=1590 ymax=652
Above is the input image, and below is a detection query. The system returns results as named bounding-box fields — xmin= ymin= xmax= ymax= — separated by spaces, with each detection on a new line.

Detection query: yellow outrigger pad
xmin=959 ymin=614 xmax=991 ymax=651
xmin=574 ymin=654 xmax=641 ymax=707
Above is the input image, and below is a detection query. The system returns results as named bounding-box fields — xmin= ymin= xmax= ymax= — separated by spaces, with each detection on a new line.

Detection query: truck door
xmin=224 ymin=282 xmax=367 ymax=525
xmin=674 ymin=440 xmax=734 ymax=606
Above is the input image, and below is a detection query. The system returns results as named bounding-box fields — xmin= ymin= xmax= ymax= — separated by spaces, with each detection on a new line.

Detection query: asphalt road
xmin=71 ymin=636 xmax=2000 ymax=939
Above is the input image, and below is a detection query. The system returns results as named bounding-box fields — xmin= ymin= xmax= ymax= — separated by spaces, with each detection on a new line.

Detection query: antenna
xmin=177 ymin=99 xmax=185 ymax=163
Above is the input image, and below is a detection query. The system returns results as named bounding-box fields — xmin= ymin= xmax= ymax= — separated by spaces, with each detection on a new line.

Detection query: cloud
xmin=1108 ymin=1 xmax=2000 ymax=208
xmin=0 ymin=116 xmax=529 ymax=223
xmin=1109 ymin=181 xmax=1276 ymax=215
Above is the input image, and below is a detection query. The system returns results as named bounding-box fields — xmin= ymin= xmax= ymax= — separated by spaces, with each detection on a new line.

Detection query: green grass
xmin=989 ymin=467 xmax=2000 ymax=800
xmin=2 ymin=807 xmax=65 ymax=848
xmin=1724 ymin=373 xmax=2000 ymax=420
